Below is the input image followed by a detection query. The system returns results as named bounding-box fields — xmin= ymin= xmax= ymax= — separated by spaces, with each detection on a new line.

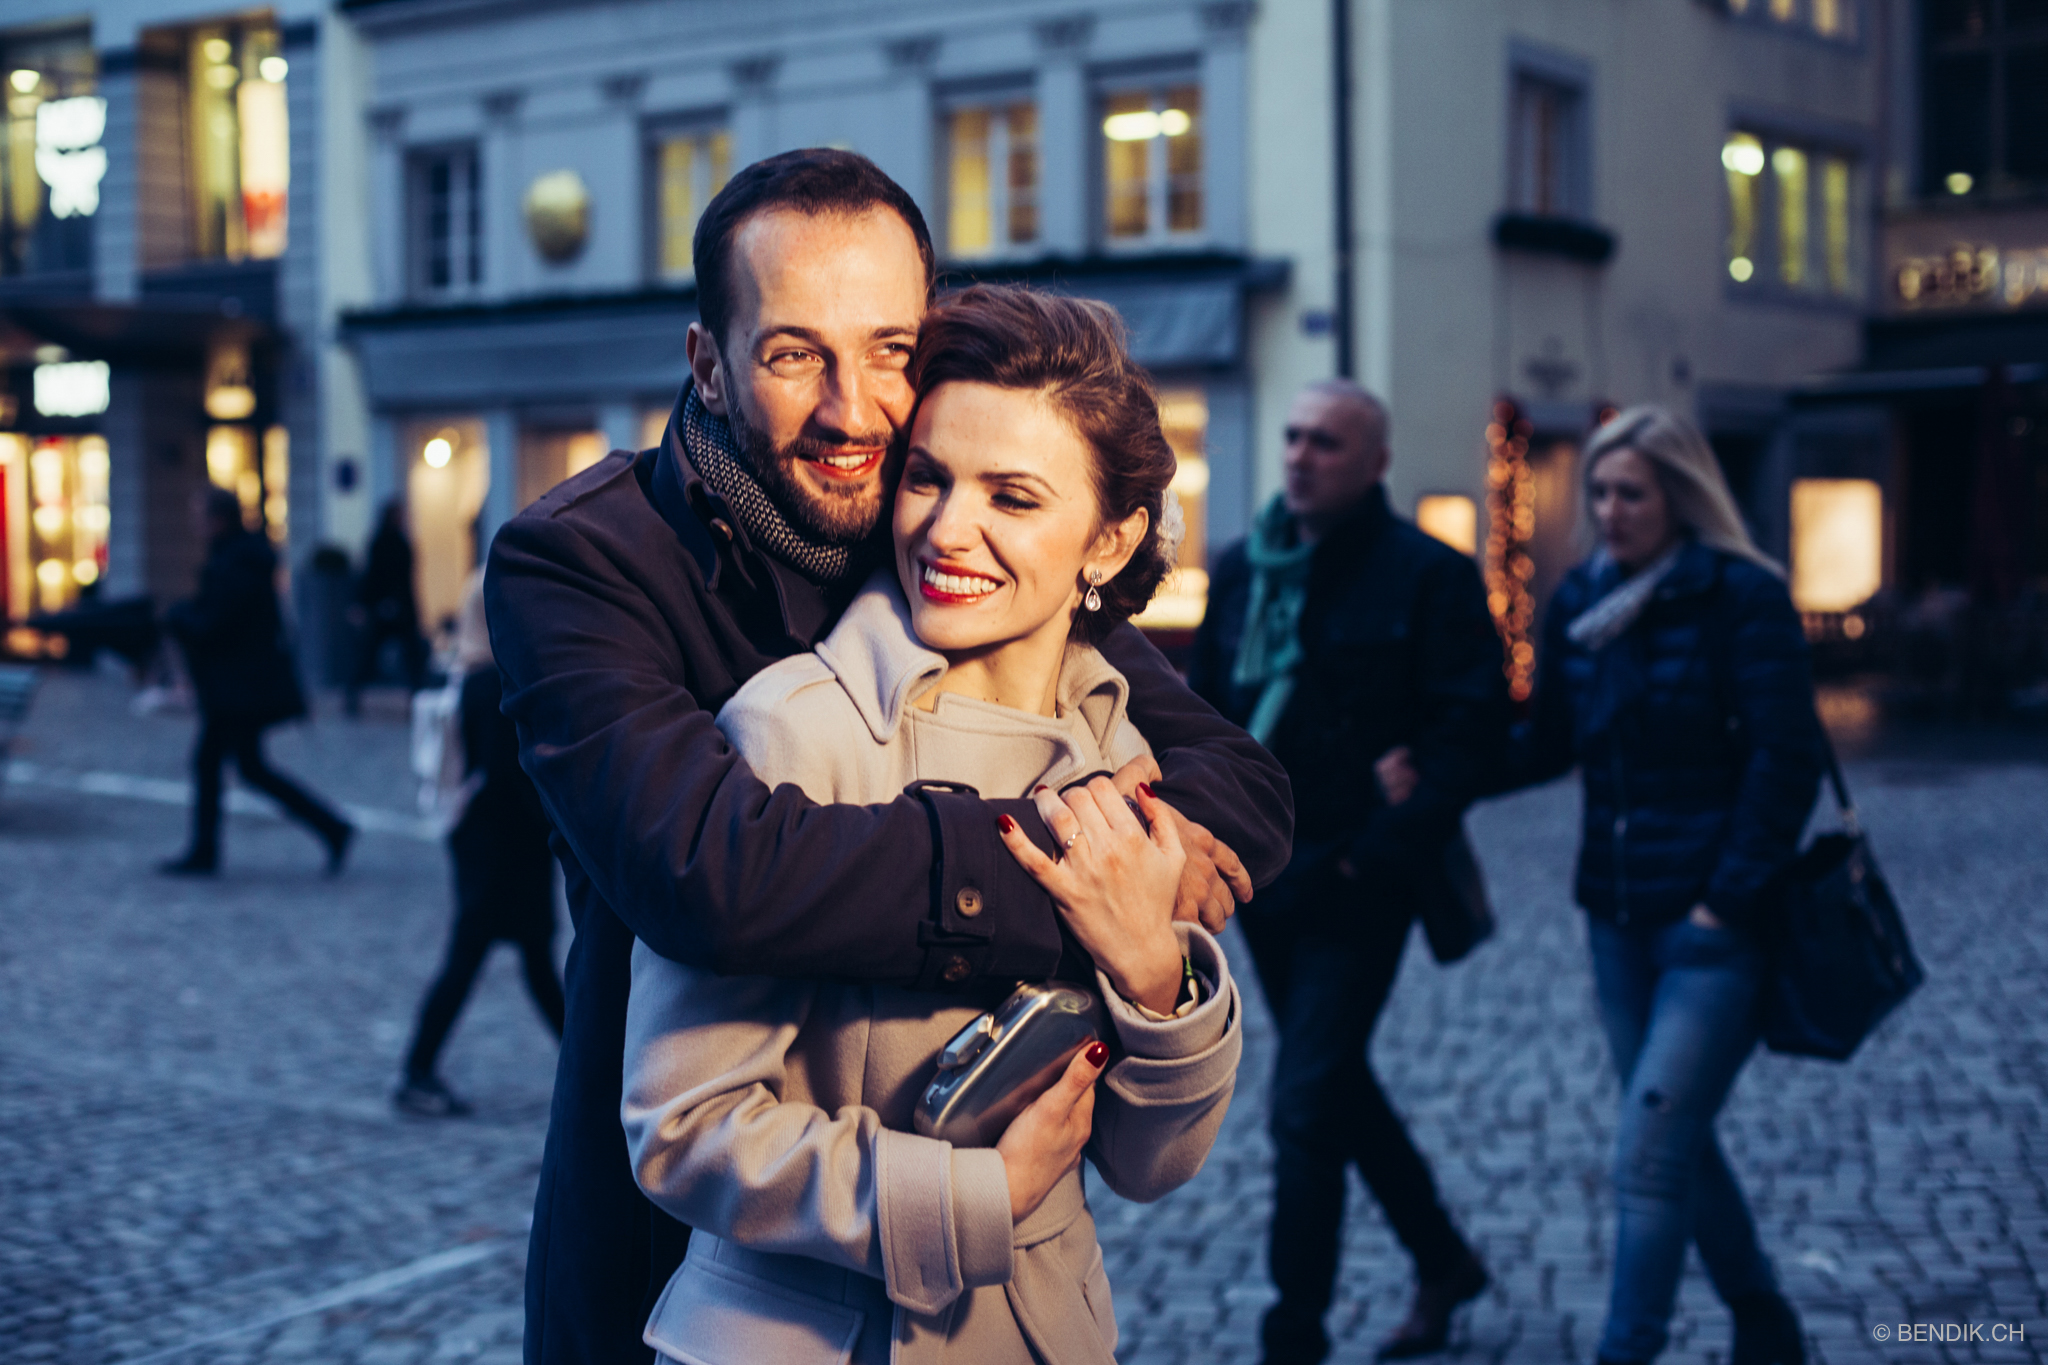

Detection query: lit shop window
xmin=1101 ymin=84 xmax=1202 ymax=244
xmin=1725 ymin=0 xmax=1859 ymax=41
xmin=411 ymin=144 xmax=481 ymax=297
xmin=1790 ymin=478 xmax=1882 ymax=614
xmin=1417 ymin=494 xmax=1479 ymax=556
xmin=945 ymin=100 xmax=1039 ymax=257
xmin=653 ymin=126 xmax=731 ymax=281
xmin=1723 ymin=131 xmax=1856 ymax=297
xmin=1133 ymin=389 xmax=1211 ymax=630
xmin=407 ymin=420 xmax=490 ymax=633
xmin=1 ymin=27 xmax=98 ymax=277
xmin=0 ymin=434 xmax=109 ymax=614
xmin=185 ymin=23 xmax=289 ymax=262
xmin=517 ymin=428 xmax=607 ymax=510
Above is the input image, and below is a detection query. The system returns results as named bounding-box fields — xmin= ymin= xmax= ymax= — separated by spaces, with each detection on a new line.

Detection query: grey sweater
xmin=623 ymin=572 xmax=1242 ymax=1365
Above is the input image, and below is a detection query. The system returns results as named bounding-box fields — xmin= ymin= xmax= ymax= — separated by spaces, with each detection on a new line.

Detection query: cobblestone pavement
xmin=2 ymin=669 xmax=2043 ymax=1365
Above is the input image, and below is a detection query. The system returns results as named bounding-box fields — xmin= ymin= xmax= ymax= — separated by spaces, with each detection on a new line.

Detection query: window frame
xmin=935 ymin=80 xmax=1040 ymax=262
xmin=1722 ymin=125 xmax=1866 ymax=306
xmin=406 ymin=142 xmax=483 ymax=302
xmin=1093 ymin=68 xmax=1206 ymax=251
xmin=1504 ymin=44 xmax=1595 ymax=221
xmin=1722 ymin=0 xmax=1865 ymax=47
xmin=643 ymin=114 xmax=732 ymax=285
xmin=1918 ymin=0 xmax=2048 ymax=199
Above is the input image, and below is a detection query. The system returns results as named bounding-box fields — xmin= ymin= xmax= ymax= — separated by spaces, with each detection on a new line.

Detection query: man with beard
xmin=485 ymin=150 xmax=1294 ymax=1365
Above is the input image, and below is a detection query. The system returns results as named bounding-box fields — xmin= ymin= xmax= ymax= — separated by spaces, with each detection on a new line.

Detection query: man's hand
xmin=1108 ymin=751 xmax=1252 ymax=932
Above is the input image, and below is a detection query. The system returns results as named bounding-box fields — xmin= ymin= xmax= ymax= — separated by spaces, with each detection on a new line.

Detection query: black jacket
xmin=486 ymin=396 xmax=1294 ymax=1365
xmin=1510 ymin=540 xmax=1824 ymax=928
xmin=356 ymin=522 xmax=419 ymax=621
xmin=1189 ymin=486 xmax=1507 ymax=881
xmin=447 ymin=666 xmax=555 ymax=937
xmin=165 ymin=528 xmax=306 ymax=727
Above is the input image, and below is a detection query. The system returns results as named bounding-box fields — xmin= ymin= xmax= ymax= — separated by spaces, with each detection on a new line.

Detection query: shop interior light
xmin=1417 ymin=494 xmax=1479 ymax=556
xmin=34 ymin=96 xmax=108 ymax=219
xmin=73 ymin=560 xmax=98 ymax=585
xmin=206 ymin=63 xmax=238 ymax=90
xmin=423 ymin=436 xmax=454 ymax=469
xmin=1102 ymin=108 xmax=1192 ymax=142
xmin=33 ymin=360 xmax=110 ymax=418
xmin=203 ymin=37 xmax=232 ymax=62
xmin=1946 ymin=171 xmax=1974 ymax=195
xmin=1729 ymin=256 xmax=1755 ymax=281
xmin=205 ymin=384 xmax=257 ymax=421
xmin=10 ymin=69 xmax=39 ymax=93
xmin=1721 ymin=136 xmax=1765 ymax=176
xmin=259 ymin=56 xmax=288 ymax=82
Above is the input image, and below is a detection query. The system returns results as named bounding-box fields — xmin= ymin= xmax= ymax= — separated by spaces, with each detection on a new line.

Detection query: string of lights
xmin=1483 ymin=399 xmax=1538 ymax=703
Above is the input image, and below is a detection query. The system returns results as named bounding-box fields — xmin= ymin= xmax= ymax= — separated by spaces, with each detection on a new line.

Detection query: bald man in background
xmin=1190 ymin=381 xmax=1508 ymax=1363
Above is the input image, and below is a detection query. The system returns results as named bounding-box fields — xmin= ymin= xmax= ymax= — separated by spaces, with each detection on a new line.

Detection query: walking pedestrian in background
xmin=395 ymin=576 xmax=564 ymax=1118
xmin=346 ymin=499 xmax=428 ymax=716
xmin=1190 ymin=379 xmax=1506 ymax=1364
xmin=1490 ymin=405 xmax=1823 ymax=1365
xmin=160 ymin=488 xmax=354 ymax=877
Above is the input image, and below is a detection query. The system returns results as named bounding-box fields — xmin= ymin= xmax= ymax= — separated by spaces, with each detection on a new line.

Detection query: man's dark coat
xmin=486 ymin=401 xmax=1294 ymax=1365
xmin=1188 ymin=485 xmax=1506 ymax=891
xmin=166 ymin=527 xmax=306 ymax=726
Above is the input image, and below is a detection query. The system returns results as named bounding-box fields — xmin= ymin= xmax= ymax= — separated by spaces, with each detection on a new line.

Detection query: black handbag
xmin=1418 ymin=826 xmax=1495 ymax=965
xmin=1761 ymin=739 xmax=1923 ymax=1061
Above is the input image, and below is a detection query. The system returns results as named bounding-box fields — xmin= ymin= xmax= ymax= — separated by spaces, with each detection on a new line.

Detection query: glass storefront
xmin=181 ymin=20 xmax=289 ymax=262
xmin=404 ymin=419 xmax=489 ymax=635
xmin=0 ymin=431 xmax=109 ymax=617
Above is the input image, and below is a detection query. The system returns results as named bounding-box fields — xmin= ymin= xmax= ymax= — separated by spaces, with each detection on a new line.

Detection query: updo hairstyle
xmin=909 ymin=283 xmax=1177 ymax=643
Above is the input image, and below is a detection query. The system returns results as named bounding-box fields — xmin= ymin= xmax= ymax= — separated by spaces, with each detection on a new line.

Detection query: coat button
xmin=709 ymin=518 xmax=734 ymax=542
xmin=942 ymin=954 xmax=972 ymax=984
xmin=955 ymin=886 xmax=983 ymax=918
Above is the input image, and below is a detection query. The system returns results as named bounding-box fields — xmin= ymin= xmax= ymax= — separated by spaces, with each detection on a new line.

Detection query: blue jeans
xmin=1587 ymin=915 xmax=1779 ymax=1363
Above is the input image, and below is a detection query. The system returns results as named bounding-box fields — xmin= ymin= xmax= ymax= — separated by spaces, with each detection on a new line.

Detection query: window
xmin=1508 ymin=73 xmax=1588 ymax=218
xmin=651 ymin=124 xmax=730 ymax=281
xmin=1723 ymin=131 xmax=1858 ymax=298
xmin=1100 ymin=82 xmax=1202 ymax=245
xmin=1921 ymin=0 xmax=2048 ymax=198
xmin=1790 ymin=478 xmax=1882 ymax=613
xmin=1726 ymin=0 xmax=1860 ymax=41
xmin=0 ymin=26 xmax=98 ymax=277
xmin=1417 ymin=496 xmax=1479 ymax=555
xmin=943 ymin=98 xmax=1039 ymax=257
xmin=1 ymin=433 xmax=109 ymax=615
xmin=182 ymin=22 xmax=289 ymax=262
xmin=1132 ymin=390 xmax=1210 ymax=630
xmin=410 ymin=145 xmax=481 ymax=298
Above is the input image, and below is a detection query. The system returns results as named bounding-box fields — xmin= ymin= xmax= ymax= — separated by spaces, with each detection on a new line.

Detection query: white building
xmin=336 ymin=0 xmax=1279 ymax=632
xmin=1241 ymin=0 xmax=1890 ymax=695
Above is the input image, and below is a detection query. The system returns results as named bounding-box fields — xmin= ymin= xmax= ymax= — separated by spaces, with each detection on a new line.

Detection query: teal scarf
xmin=1231 ymin=495 xmax=1317 ymax=746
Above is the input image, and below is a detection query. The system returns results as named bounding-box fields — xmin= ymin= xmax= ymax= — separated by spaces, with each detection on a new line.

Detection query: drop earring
xmin=1083 ymin=569 xmax=1103 ymax=613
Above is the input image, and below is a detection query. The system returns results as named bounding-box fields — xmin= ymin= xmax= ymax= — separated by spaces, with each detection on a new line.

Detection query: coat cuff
xmin=914 ymin=788 xmax=1065 ymax=989
xmin=1099 ymin=923 xmax=1234 ymax=1063
xmin=872 ymin=1129 xmax=1012 ymax=1315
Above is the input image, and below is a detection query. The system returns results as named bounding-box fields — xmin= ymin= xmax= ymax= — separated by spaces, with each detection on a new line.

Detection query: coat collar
xmin=645 ymin=384 xmax=850 ymax=648
xmin=814 ymin=568 xmax=1135 ymax=750
xmin=1585 ymin=536 xmax=1720 ymax=605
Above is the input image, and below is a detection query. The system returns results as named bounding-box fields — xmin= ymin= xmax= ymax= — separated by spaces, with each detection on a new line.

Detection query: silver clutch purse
xmin=913 ymin=982 xmax=1106 ymax=1148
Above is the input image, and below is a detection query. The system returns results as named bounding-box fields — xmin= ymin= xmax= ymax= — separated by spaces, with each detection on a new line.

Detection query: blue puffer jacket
xmin=1513 ymin=540 xmax=1826 ymax=929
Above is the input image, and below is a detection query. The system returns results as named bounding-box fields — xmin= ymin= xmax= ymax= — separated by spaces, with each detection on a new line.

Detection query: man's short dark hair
xmin=692 ymin=148 xmax=936 ymax=357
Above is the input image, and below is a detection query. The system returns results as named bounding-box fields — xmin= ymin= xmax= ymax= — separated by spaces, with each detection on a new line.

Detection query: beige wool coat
xmin=622 ymin=572 xmax=1243 ymax=1365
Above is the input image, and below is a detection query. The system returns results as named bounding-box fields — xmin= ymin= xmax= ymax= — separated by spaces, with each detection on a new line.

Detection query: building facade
xmin=1243 ymin=0 xmax=1889 ymax=696
xmin=0 ymin=0 xmax=344 ymax=648
xmin=337 ymin=0 xmax=1281 ymax=633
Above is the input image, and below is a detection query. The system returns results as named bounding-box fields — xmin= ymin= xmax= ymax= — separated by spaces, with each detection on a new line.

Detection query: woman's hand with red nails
xmin=996 ymin=776 xmax=1186 ymax=1013
xmin=995 ymin=1039 xmax=1109 ymax=1222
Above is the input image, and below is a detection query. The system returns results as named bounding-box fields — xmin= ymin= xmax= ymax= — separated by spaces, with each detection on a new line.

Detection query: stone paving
xmin=2 ymin=668 xmax=2043 ymax=1365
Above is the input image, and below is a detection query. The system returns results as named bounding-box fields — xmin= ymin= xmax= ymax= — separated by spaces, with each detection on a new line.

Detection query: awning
xmin=342 ymin=253 xmax=1290 ymax=412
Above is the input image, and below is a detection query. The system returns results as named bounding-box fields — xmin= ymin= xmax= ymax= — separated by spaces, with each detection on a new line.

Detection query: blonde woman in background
xmin=394 ymin=573 xmax=565 ymax=1118
xmin=1499 ymin=406 xmax=1825 ymax=1365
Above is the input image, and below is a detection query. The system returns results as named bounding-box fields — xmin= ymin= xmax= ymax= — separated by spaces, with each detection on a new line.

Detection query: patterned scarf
xmin=1566 ymin=541 xmax=1686 ymax=653
xmin=679 ymin=385 xmax=859 ymax=582
xmin=1231 ymin=494 xmax=1318 ymax=746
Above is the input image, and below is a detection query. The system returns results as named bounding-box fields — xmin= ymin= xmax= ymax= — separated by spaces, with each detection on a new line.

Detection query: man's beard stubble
xmin=728 ymin=401 xmax=890 ymax=547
